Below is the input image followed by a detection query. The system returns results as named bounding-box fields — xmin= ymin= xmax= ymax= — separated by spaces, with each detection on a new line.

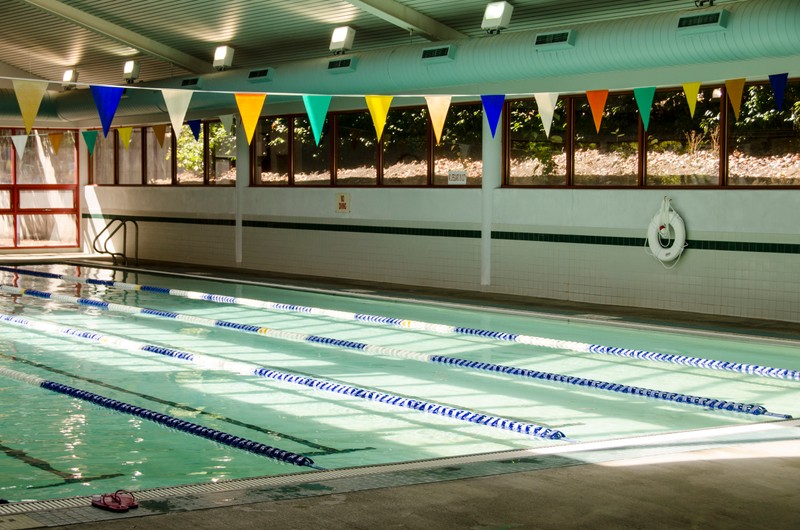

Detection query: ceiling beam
xmin=345 ymin=0 xmax=467 ymax=41
xmin=21 ymin=0 xmax=214 ymax=74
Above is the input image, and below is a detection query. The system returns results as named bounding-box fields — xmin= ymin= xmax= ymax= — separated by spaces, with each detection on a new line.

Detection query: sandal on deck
xmin=114 ymin=490 xmax=139 ymax=509
xmin=91 ymin=493 xmax=128 ymax=512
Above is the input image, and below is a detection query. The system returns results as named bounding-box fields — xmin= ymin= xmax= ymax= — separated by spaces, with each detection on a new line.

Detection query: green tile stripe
xmin=83 ymin=214 xmax=799 ymax=254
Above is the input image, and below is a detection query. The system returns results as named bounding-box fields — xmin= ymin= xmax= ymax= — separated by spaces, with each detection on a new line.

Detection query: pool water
xmin=0 ymin=263 xmax=797 ymax=502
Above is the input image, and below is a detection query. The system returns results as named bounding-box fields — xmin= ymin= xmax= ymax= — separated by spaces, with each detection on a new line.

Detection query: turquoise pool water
xmin=0 ymin=263 xmax=798 ymax=502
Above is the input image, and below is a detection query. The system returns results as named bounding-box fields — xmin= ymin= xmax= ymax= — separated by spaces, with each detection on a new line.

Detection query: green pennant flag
xmin=302 ymin=95 xmax=332 ymax=146
xmin=82 ymin=130 xmax=99 ymax=156
xmin=633 ymin=87 xmax=656 ymax=131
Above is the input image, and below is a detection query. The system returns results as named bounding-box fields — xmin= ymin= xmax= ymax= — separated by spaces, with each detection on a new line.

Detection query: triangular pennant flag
xmin=49 ymin=132 xmax=64 ymax=155
xmin=89 ymin=85 xmax=125 ymax=138
xmin=586 ymin=90 xmax=609 ymax=133
xmin=235 ymin=93 xmax=267 ymax=145
xmin=365 ymin=95 xmax=393 ymax=141
xmin=152 ymin=124 xmax=167 ymax=148
xmin=161 ymin=89 xmax=193 ymax=140
xmin=187 ymin=119 xmax=201 ymax=141
xmin=481 ymin=94 xmax=505 ymax=138
xmin=533 ymin=92 xmax=559 ymax=138
xmin=424 ymin=95 xmax=451 ymax=145
xmin=11 ymin=134 xmax=28 ymax=159
xmin=82 ymin=130 xmax=98 ymax=156
xmin=725 ymin=78 xmax=746 ymax=120
xmin=302 ymin=95 xmax=332 ymax=146
xmin=118 ymin=127 xmax=133 ymax=149
xmin=219 ymin=114 xmax=235 ymax=134
xmin=12 ymin=79 xmax=48 ymax=134
xmin=682 ymin=82 xmax=701 ymax=118
xmin=769 ymin=73 xmax=789 ymax=111
xmin=633 ymin=86 xmax=656 ymax=131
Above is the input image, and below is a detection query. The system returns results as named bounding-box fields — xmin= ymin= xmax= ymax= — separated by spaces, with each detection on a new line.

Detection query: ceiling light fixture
xmin=330 ymin=26 xmax=356 ymax=55
xmin=694 ymin=0 xmax=715 ymax=7
xmin=62 ymin=68 xmax=78 ymax=89
xmin=123 ymin=60 xmax=140 ymax=83
xmin=482 ymin=1 xmax=514 ymax=34
xmin=213 ymin=45 xmax=234 ymax=71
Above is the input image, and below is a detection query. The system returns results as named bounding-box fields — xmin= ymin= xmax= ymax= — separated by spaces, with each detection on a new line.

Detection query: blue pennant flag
xmin=481 ymin=94 xmax=505 ymax=138
xmin=89 ymin=86 xmax=125 ymax=138
xmin=769 ymin=73 xmax=789 ymax=111
xmin=187 ymin=119 xmax=202 ymax=141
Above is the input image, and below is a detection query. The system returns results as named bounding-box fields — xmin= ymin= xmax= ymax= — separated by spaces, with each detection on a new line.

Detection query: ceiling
xmin=0 ymin=0 xmax=732 ymax=89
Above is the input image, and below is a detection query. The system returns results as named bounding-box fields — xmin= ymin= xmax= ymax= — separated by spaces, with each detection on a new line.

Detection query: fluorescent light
xmin=213 ymin=45 xmax=234 ymax=70
xmin=330 ymin=26 xmax=356 ymax=54
xmin=482 ymin=1 xmax=514 ymax=33
xmin=123 ymin=60 xmax=140 ymax=83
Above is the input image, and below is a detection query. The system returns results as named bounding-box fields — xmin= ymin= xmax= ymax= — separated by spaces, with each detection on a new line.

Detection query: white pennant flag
xmin=11 ymin=134 xmax=28 ymax=159
xmin=161 ymin=89 xmax=193 ymax=136
xmin=219 ymin=114 xmax=235 ymax=134
xmin=534 ymin=92 xmax=559 ymax=138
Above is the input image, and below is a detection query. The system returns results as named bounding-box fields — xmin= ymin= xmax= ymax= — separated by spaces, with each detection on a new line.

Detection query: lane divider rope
xmin=0 ymin=365 xmax=315 ymax=467
xmin=0 ymin=313 xmax=565 ymax=440
xmin=0 ymin=287 xmax=787 ymax=419
xmin=3 ymin=266 xmax=797 ymax=382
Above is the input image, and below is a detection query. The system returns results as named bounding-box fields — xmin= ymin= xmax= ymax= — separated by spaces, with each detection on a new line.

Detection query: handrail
xmin=91 ymin=218 xmax=138 ymax=266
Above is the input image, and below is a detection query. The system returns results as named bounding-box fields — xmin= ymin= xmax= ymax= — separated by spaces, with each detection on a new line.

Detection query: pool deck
xmin=1 ymin=257 xmax=799 ymax=529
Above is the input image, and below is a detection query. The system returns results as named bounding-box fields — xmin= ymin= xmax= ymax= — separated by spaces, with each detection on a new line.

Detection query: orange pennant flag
xmin=725 ymin=78 xmax=746 ymax=120
xmin=586 ymin=90 xmax=608 ymax=133
xmin=12 ymin=79 xmax=48 ymax=134
xmin=424 ymin=96 xmax=451 ymax=145
xmin=365 ymin=95 xmax=393 ymax=141
xmin=235 ymin=93 xmax=267 ymax=145
xmin=682 ymin=82 xmax=701 ymax=118
xmin=152 ymin=124 xmax=167 ymax=148
xmin=49 ymin=133 xmax=64 ymax=155
xmin=118 ymin=127 xmax=133 ymax=149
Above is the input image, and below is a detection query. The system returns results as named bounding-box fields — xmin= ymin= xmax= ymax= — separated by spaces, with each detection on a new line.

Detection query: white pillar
xmin=480 ymin=108 xmax=502 ymax=287
xmin=234 ymin=121 xmax=249 ymax=265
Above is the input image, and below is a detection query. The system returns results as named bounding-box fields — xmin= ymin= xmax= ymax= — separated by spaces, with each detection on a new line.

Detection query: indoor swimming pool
xmin=0 ymin=263 xmax=798 ymax=502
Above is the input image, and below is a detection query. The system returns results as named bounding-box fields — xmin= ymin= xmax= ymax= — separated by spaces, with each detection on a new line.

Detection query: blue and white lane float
xmin=2 ymin=266 xmax=797 ymax=382
xmin=0 ymin=314 xmax=565 ymax=440
xmin=0 ymin=289 xmax=788 ymax=420
xmin=0 ymin=365 xmax=316 ymax=468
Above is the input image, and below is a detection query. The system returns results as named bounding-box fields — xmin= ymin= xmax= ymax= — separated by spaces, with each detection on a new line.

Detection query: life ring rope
xmin=646 ymin=197 xmax=686 ymax=268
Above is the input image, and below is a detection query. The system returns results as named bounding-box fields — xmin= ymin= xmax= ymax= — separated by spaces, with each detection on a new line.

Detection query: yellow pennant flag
xmin=725 ymin=78 xmax=746 ymax=120
xmin=152 ymin=124 xmax=167 ymax=148
xmin=424 ymin=96 xmax=451 ymax=145
xmin=12 ymin=79 xmax=48 ymax=134
xmin=365 ymin=95 xmax=393 ymax=141
xmin=49 ymin=133 xmax=64 ymax=155
xmin=682 ymin=82 xmax=701 ymax=118
xmin=118 ymin=127 xmax=133 ymax=149
xmin=235 ymin=93 xmax=267 ymax=145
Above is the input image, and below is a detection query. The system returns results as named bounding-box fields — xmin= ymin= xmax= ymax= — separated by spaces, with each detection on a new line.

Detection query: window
xmin=336 ymin=112 xmax=377 ymax=185
xmin=208 ymin=122 xmax=236 ymax=185
xmin=118 ymin=128 xmax=143 ymax=185
xmin=433 ymin=103 xmax=482 ymax=185
xmin=728 ymin=81 xmax=800 ymax=186
xmin=383 ymin=108 xmax=429 ymax=186
xmin=254 ymin=117 xmax=289 ymax=185
xmin=573 ymin=93 xmax=639 ymax=186
xmin=176 ymin=124 xmax=204 ymax=184
xmin=507 ymin=98 xmax=567 ymax=185
xmin=146 ymin=126 xmax=172 ymax=185
xmin=646 ymin=87 xmax=721 ymax=186
xmin=92 ymin=132 xmax=114 ymax=185
xmin=293 ymin=116 xmax=330 ymax=185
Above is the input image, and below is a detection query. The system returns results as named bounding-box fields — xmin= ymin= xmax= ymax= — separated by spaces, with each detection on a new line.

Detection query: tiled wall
xmin=84 ymin=186 xmax=800 ymax=323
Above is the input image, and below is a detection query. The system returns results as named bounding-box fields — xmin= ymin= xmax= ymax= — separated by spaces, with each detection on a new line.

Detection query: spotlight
xmin=694 ymin=0 xmax=715 ymax=6
xmin=62 ymin=68 xmax=78 ymax=90
xmin=482 ymin=1 xmax=513 ymax=34
xmin=123 ymin=60 xmax=140 ymax=84
xmin=213 ymin=45 xmax=234 ymax=71
xmin=329 ymin=26 xmax=356 ymax=55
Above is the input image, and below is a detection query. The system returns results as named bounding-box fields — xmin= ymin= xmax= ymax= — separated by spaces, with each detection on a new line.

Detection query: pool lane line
xmin=0 ymin=289 xmax=789 ymax=420
xmin=0 ymin=351 xmax=361 ymax=457
xmin=0 ymin=441 xmax=124 ymax=489
xmin=0 ymin=314 xmax=566 ymax=441
xmin=3 ymin=265 xmax=797 ymax=383
xmin=0 ymin=365 xmax=317 ymax=468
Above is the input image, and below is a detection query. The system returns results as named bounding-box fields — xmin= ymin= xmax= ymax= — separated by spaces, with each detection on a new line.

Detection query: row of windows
xmin=84 ymin=78 xmax=797 ymax=188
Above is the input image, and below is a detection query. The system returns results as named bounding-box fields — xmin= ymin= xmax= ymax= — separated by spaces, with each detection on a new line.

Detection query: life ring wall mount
xmin=646 ymin=197 xmax=686 ymax=266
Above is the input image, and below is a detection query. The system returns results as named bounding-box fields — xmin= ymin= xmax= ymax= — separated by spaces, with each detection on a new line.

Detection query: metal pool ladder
xmin=92 ymin=217 xmax=139 ymax=266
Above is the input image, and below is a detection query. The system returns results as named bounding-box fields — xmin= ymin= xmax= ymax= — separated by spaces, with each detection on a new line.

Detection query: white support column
xmin=234 ymin=122 xmax=249 ymax=265
xmin=480 ymin=109 xmax=502 ymax=287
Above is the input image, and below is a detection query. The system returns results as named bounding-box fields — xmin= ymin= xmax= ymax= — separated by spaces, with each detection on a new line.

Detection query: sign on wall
xmin=336 ymin=193 xmax=350 ymax=213
xmin=448 ymin=170 xmax=467 ymax=185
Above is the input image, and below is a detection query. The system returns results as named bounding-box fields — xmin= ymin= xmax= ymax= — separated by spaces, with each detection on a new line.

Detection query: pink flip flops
xmin=90 ymin=490 xmax=138 ymax=512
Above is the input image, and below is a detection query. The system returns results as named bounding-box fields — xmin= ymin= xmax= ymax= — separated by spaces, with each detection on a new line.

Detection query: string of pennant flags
xmin=4 ymin=72 xmax=790 ymax=158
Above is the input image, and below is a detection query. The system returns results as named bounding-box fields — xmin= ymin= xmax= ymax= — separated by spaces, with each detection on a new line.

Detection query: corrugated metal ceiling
xmin=0 ymin=0 xmax=746 ymax=87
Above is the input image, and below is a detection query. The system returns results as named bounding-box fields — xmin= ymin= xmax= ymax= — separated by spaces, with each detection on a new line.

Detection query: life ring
xmin=647 ymin=206 xmax=686 ymax=262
